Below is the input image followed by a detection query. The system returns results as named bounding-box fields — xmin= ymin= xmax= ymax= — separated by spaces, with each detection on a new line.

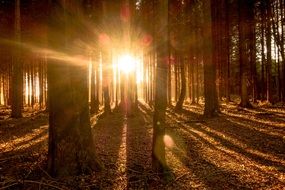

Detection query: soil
xmin=0 ymin=102 xmax=284 ymax=189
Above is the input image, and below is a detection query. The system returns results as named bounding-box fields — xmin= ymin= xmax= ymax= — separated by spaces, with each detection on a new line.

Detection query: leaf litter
xmin=0 ymin=102 xmax=284 ymax=189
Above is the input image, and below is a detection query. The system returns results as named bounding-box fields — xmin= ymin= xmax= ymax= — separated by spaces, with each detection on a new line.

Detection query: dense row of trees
xmin=0 ymin=0 xmax=48 ymax=113
xmin=0 ymin=0 xmax=284 ymax=176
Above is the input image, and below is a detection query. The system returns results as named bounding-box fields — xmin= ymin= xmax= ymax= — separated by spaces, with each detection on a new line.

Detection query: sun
xmin=118 ymin=54 xmax=137 ymax=74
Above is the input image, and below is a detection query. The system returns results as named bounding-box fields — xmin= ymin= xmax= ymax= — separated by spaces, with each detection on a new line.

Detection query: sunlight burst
xmin=118 ymin=54 xmax=137 ymax=74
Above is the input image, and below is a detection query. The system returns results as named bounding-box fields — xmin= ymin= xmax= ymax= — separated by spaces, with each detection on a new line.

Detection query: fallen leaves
xmin=0 ymin=103 xmax=285 ymax=189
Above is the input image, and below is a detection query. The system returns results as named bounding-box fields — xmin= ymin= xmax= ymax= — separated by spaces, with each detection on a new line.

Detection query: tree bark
xmin=102 ymin=51 xmax=111 ymax=114
xmin=152 ymin=0 xmax=168 ymax=173
xmin=11 ymin=0 xmax=23 ymax=118
xmin=175 ymin=54 xmax=186 ymax=110
xmin=265 ymin=0 xmax=273 ymax=103
xmin=90 ymin=53 xmax=99 ymax=114
xmin=238 ymin=0 xmax=253 ymax=108
xmin=203 ymin=0 xmax=219 ymax=117
xmin=47 ymin=0 xmax=101 ymax=177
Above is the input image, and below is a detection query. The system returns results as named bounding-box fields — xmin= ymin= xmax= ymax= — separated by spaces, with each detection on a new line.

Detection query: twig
xmin=0 ymin=183 xmax=18 ymax=190
xmin=39 ymin=166 xmax=54 ymax=180
xmin=164 ymin=172 xmax=190 ymax=187
xmin=23 ymin=180 xmax=67 ymax=190
xmin=127 ymin=168 xmax=144 ymax=174
xmin=174 ymin=172 xmax=190 ymax=182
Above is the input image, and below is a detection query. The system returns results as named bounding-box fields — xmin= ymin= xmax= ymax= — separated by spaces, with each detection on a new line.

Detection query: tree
xmin=224 ymin=0 xmax=231 ymax=102
xmin=175 ymin=0 xmax=187 ymax=110
xmin=90 ymin=53 xmax=99 ymax=114
xmin=47 ymin=0 xmax=100 ymax=177
xmin=11 ymin=0 xmax=23 ymax=118
xmin=238 ymin=0 xmax=254 ymax=107
xmin=175 ymin=55 xmax=186 ymax=110
xmin=265 ymin=0 xmax=273 ymax=103
xmin=203 ymin=0 xmax=219 ymax=117
xmin=100 ymin=0 xmax=123 ymax=114
xmin=101 ymin=51 xmax=112 ymax=114
xmin=152 ymin=0 xmax=169 ymax=173
xmin=85 ymin=0 xmax=101 ymax=114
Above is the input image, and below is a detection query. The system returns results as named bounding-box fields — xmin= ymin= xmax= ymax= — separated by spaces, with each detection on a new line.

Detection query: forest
xmin=0 ymin=0 xmax=284 ymax=189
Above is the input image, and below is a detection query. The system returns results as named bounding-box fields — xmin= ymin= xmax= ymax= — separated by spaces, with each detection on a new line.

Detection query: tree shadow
xmin=0 ymin=111 xmax=48 ymax=159
xmin=223 ymin=107 xmax=285 ymax=129
xmin=219 ymin=115 xmax=285 ymax=156
xmin=174 ymin=107 xmax=284 ymax=158
xmin=91 ymin=111 xmax=125 ymax=188
xmin=125 ymin=107 xmax=153 ymax=189
xmin=1 ymin=127 xmax=48 ymax=155
xmin=0 ymin=112 xmax=48 ymax=143
xmin=0 ymin=132 xmax=48 ymax=180
xmin=1 ymin=137 xmax=47 ymax=158
xmin=165 ymin=107 xmax=285 ymax=188
xmin=170 ymin=137 xmax=248 ymax=189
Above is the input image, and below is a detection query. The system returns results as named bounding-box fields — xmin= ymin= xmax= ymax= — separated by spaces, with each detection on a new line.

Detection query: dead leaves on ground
xmin=0 ymin=103 xmax=284 ymax=189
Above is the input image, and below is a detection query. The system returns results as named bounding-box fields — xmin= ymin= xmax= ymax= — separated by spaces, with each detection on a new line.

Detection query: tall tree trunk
xmin=238 ymin=0 xmax=253 ymax=108
xmin=225 ymin=0 xmax=230 ymax=102
xmin=188 ymin=57 xmax=192 ymax=102
xmin=175 ymin=54 xmax=186 ymax=110
xmin=31 ymin=61 xmax=35 ymax=108
xmin=115 ymin=57 xmax=120 ymax=108
xmin=11 ymin=0 xmax=23 ymax=118
xmin=102 ymin=51 xmax=111 ymax=114
xmin=167 ymin=53 xmax=171 ymax=104
xmin=90 ymin=54 xmax=98 ymax=114
xmin=152 ymin=0 xmax=168 ymax=173
xmin=261 ymin=5 xmax=266 ymax=101
xmin=47 ymin=0 xmax=101 ymax=177
xmin=203 ymin=0 xmax=219 ymax=117
xmin=266 ymin=0 xmax=273 ymax=103
xmin=39 ymin=59 xmax=44 ymax=109
xmin=174 ymin=53 xmax=179 ymax=102
xmin=190 ymin=57 xmax=196 ymax=103
xmin=101 ymin=1 xmax=114 ymax=114
xmin=281 ymin=0 xmax=285 ymax=102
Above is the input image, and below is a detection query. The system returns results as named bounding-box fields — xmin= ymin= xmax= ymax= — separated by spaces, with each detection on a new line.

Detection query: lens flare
xmin=164 ymin=135 xmax=175 ymax=148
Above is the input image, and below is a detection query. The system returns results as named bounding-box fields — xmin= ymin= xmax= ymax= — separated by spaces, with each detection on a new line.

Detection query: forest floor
xmin=0 ymin=101 xmax=284 ymax=189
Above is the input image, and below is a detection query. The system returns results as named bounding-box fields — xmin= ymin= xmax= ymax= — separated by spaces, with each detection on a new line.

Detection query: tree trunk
xmin=261 ymin=3 xmax=266 ymax=101
xmin=266 ymin=0 xmax=273 ymax=103
xmin=47 ymin=0 xmax=101 ymax=177
xmin=102 ymin=51 xmax=111 ymax=114
xmin=203 ymin=0 xmax=219 ymax=117
xmin=175 ymin=54 xmax=186 ymax=110
xmin=238 ymin=0 xmax=253 ymax=108
xmin=174 ymin=54 xmax=179 ymax=102
xmin=90 ymin=54 xmax=98 ymax=114
xmin=167 ymin=52 xmax=171 ymax=104
xmin=152 ymin=0 xmax=168 ymax=173
xmin=11 ymin=0 xmax=23 ymax=118
xmin=31 ymin=61 xmax=35 ymax=108
xmin=39 ymin=58 xmax=44 ymax=109
xmin=225 ymin=0 xmax=230 ymax=102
